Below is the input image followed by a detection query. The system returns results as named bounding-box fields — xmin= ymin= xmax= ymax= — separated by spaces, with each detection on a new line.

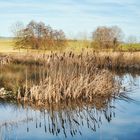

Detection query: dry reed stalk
xmin=1 ymin=51 xmax=140 ymax=70
xmin=18 ymin=52 xmax=121 ymax=104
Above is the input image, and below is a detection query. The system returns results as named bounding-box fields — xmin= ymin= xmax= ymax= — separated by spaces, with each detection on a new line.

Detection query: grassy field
xmin=119 ymin=43 xmax=140 ymax=51
xmin=0 ymin=39 xmax=140 ymax=53
xmin=0 ymin=39 xmax=16 ymax=53
xmin=0 ymin=39 xmax=91 ymax=54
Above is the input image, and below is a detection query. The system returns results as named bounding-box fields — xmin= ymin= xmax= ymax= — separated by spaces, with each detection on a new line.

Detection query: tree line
xmin=13 ymin=21 xmax=123 ymax=50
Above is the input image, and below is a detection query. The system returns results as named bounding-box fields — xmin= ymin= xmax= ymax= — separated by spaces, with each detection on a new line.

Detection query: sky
xmin=0 ymin=0 xmax=140 ymax=40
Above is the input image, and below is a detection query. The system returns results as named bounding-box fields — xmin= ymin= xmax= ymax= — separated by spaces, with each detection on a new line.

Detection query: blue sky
xmin=0 ymin=0 xmax=140 ymax=39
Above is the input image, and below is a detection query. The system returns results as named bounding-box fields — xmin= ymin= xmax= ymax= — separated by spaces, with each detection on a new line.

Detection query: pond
xmin=0 ymin=65 xmax=140 ymax=140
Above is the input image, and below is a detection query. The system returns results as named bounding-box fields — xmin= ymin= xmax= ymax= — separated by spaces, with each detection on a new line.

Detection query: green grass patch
xmin=119 ymin=43 xmax=140 ymax=51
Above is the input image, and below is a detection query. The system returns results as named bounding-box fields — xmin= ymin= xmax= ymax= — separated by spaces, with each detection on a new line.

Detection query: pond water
xmin=0 ymin=65 xmax=140 ymax=140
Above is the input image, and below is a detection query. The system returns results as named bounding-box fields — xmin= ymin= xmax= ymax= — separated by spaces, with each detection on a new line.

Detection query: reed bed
xmin=1 ymin=51 xmax=140 ymax=70
xmin=28 ymin=71 xmax=118 ymax=104
xmin=2 ymin=51 xmax=137 ymax=104
xmin=15 ymin=52 xmax=120 ymax=104
xmin=93 ymin=51 xmax=140 ymax=70
xmin=1 ymin=51 xmax=136 ymax=105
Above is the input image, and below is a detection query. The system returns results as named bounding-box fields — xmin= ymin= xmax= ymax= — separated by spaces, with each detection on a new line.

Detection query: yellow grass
xmin=0 ymin=39 xmax=91 ymax=54
xmin=0 ymin=39 xmax=140 ymax=55
xmin=0 ymin=39 xmax=16 ymax=53
xmin=0 ymin=39 xmax=40 ymax=53
xmin=66 ymin=40 xmax=91 ymax=52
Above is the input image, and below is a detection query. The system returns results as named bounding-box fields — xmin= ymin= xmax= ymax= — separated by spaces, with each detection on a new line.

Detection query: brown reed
xmin=1 ymin=51 xmax=140 ymax=70
xmin=16 ymin=51 xmax=120 ymax=104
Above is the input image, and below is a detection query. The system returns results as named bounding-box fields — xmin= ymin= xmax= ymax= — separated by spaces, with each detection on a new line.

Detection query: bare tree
xmin=53 ymin=30 xmax=67 ymax=49
xmin=92 ymin=26 xmax=123 ymax=49
xmin=12 ymin=21 xmax=67 ymax=51
xmin=11 ymin=22 xmax=24 ymax=51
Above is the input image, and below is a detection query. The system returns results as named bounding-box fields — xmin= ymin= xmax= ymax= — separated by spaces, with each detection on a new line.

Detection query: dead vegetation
xmin=14 ymin=51 xmax=120 ymax=104
xmin=2 ymin=51 xmax=138 ymax=105
xmin=27 ymin=70 xmax=118 ymax=104
xmin=1 ymin=51 xmax=140 ymax=70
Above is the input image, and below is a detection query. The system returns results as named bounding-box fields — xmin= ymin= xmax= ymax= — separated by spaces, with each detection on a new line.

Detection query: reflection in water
xmin=0 ymin=92 xmax=134 ymax=139
xmin=0 ymin=117 xmax=33 ymax=139
xmin=0 ymin=64 xmax=48 ymax=94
